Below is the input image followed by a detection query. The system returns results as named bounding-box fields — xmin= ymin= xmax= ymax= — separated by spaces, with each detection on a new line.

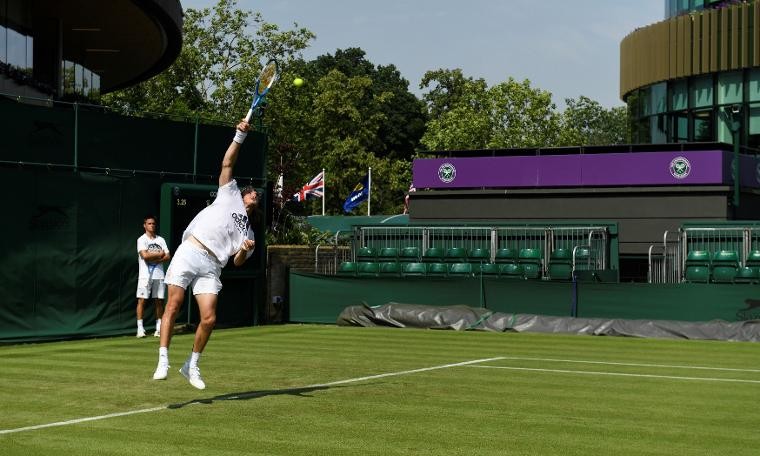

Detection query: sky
xmin=180 ymin=0 xmax=664 ymax=109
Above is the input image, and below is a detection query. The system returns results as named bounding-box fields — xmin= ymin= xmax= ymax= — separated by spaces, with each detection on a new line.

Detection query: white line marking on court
xmin=494 ymin=356 xmax=760 ymax=373
xmin=470 ymin=365 xmax=760 ymax=384
xmin=0 ymin=407 xmax=166 ymax=435
xmin=307 ymin=357 xmax=505 ymax=388
xmin=0 ymin=357 xmax=504 ymax=436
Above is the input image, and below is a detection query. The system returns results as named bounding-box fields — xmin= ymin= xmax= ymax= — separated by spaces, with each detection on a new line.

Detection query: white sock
xmin=189 ymin=351 xmax=201 ymax=369
xmin=137 ymin=319 xmax=144 ymax=330
xmin=158 ymin=347 xmax=168 ymax=365
xmin=155 ymin=319 xmax=161 ymax=330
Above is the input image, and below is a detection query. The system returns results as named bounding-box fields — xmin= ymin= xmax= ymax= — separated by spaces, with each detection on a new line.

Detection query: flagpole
xmin=367 ymin=167 xmax=371 ymax=216
xmin=322 ymin=168 xmax=326 ymax=216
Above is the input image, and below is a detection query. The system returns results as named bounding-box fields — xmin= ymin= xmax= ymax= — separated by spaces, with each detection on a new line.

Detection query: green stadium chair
xmin=711 ymin=250 xmax=739 ymax=283
xmin=401 ymin=262 xmax=426 ymax=276
xmin=357 ymin=262 xmax=380 ymax=277
xmin=377 ymin=247 xmax=399 ymax=262
xmin=494 ymin=248 xmax=517 ymax=264
xmin=479 ymin=263 xmax=501 ymax=276
xmin=684 ymin=250 xmax=710 ymax=283
xmin=337 ymin=261 xmax=358 ymax=276
xmin=356 ymin=247 xmax=377 ymax=262
xmin=444 ymin=247 xmax=468 ymax=263
xmin=737 ymin=250 xmax=760 ymax=283
xmin=422 ymin=247 xmax=444 ymax=263
xmin=548 ymin=248 xmax=572 ymax=280
xmin=468 ymin=248 xmax=491 ymax=263
xmin=499 ymin=263 xmax=525 ymax=279
xmin=379 ymin=261 xmax=402 ymax=276
xmin=399 ymin=246 xmax=421 ymax=263
xmin=448 ymin=262 xmax=473 ymax=276
xmin=426 ymin=262 xmax=448 ymax=276
xmin=518 ymin=248 xmax=542 ymax=279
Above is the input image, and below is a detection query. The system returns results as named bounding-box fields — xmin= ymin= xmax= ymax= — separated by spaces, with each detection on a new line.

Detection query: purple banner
xmin=413 ymin=151 xmax=760 ymax=189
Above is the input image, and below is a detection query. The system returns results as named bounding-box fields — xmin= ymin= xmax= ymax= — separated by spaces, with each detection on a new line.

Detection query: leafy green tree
xmin=559 ymin=96 xmax=630 ymax=146
xmin=102 ymin=0 xmax=315 ymax=119
xmin=420 ymin=70 xmax=560 ymax=150
xmin=266 ymin=67 xmax=413 ymax=231
xmin=304 ymin=48 xmax=427 ymax=161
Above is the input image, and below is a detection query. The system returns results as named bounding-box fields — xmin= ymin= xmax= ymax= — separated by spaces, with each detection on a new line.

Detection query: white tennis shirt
xmin=137 ymin=234 xmax=169 ymax=279
xmin=182 ymin=179 xmax=255 ymax=267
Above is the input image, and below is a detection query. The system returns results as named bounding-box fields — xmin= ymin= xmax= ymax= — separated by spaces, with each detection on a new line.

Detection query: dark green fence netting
xmin=289 ymin=272 xmax=760 ymax=325
xmin=0 ymin=99 xmax=268 ymax=343
xmin=0 ymin=167 xmax=265 ymax=343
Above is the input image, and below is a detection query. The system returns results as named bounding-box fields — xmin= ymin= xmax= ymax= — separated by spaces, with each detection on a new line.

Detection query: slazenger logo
xmin=669 ymin=156 xmax=691 ymax=179
xmin=438 ymin=163 xmax=456 ymax=183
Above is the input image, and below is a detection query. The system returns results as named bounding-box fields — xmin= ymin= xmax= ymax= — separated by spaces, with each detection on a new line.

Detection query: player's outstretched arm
xmin=220 ymin=121 xmax=251 ymax=187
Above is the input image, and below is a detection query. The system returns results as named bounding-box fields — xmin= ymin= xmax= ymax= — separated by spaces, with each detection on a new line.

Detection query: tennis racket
xmin=244 ymin=59 xmax=280 ymax=122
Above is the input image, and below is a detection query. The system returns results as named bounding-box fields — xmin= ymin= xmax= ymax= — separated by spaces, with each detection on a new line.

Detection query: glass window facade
xmin=627 ymin=69 xmax=760 ymax=147
xmin=1 ymin=0 xmax=100 ymax=101
xmin=665 ymin=0 xmax=725 ymax=19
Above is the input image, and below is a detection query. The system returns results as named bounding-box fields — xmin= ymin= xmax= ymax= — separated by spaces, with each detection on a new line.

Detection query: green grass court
xmin=1 ymin=325 xmax=759 ymax=455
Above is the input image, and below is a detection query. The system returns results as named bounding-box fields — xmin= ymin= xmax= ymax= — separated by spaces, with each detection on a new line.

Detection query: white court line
xmin=0 ymin=407 xmax=166 ymax=436
xmin=0 ymin=357 xmax=504 ymax=435
xmin=495 ymin=356 xmax=760 ymax=373
xmin=470 ymin=365 xmax=760 ymax=384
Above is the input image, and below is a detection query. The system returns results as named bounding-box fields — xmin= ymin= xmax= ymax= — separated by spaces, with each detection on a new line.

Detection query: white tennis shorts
xmin=136 ymin=279 xmax=166 ymax=299
xmin=164 ymin=241 xmax=223 ymax=295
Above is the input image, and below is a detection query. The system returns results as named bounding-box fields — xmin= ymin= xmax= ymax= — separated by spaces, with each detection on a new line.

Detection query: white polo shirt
xmin=182 ymin=179 xmax=255 ymax=267
xmin=137 ymin=234 xmax=169 ymax=280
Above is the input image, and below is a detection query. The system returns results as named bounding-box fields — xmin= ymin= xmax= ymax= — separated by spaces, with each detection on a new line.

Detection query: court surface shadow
xmin=167 ymin=384 xmax=344 ymax=409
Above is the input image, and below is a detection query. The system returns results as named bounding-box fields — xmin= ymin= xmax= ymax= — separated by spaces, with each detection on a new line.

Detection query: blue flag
xmin=343 ymin=174 xmax=369 ymax=212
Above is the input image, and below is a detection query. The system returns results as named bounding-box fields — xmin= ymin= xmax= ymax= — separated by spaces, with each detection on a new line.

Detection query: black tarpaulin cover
xmin=337 ymin=303 xmax=760 ymax=342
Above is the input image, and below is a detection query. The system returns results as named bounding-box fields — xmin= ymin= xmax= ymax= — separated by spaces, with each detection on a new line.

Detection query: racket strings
xmin=257 ymin=63 xmax=278 ymax=94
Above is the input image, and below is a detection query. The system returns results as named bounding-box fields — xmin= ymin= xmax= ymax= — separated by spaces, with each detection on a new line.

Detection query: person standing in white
xmin=153 ymin=120 xmax=256 ymax=390
xmin=136 ymin=216 xmax=171 ymax=338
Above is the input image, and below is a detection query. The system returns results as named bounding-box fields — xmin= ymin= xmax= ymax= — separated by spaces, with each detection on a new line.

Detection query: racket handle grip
xmin=244 ymin=108 xmax=253 ymax=123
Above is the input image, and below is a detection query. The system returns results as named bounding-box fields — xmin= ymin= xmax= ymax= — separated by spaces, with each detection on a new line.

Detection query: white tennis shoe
xmin=179 ymin=362 xmax=206 ymax=390
xmin=152 ymin=362 xmax=169 ymax=380
xmin=136 ymin=329 xmax=146 ymax=338
xmin=153 ymin=330 xmax=160 ymax=337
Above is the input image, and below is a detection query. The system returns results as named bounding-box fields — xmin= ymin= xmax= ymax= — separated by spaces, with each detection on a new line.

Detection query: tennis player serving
xmin=152 ymin=120 xmax=257 ymax=390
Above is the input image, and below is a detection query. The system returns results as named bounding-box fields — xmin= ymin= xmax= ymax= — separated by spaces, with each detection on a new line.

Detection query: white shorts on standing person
xmin=136 ymin=216 xmax=170 ymax=338
xmin=152 ymin=120 xmax=257 ymax=390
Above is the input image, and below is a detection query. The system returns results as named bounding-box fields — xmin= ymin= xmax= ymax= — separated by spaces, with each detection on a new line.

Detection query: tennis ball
xmin=293 ymin=77 xmax=304 ymax=87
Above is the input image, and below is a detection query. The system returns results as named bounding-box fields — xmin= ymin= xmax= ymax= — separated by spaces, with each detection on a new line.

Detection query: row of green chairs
xmin=352 ymin=247 xmax=581 ymax=280
xmin=355 ymin=246 xmax=547 ymax=264
xmin=337 ymin=259 xmax=574 ymax=280
xmin=684 ymin=250 xmax=760 ymax=283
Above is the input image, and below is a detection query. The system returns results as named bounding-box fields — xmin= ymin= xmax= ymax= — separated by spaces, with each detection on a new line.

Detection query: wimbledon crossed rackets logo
xmin=438 ymin=163 xmax=457 ymax=183
xmin=669 ymin=156 xmax=691 ymax=179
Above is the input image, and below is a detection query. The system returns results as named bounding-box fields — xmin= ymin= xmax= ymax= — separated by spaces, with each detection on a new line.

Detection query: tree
xmin=303 ymin=48 xmax=427 ymax=161
xmin=420 ymin=70 xmax=560 ymax=150
xmin=102 ymin=0 xmax=315 ymax=119
xmin=271 ymin=69 xmax=410 ymax=218
xmin=559 ymin=96 xmax=630 ymax=146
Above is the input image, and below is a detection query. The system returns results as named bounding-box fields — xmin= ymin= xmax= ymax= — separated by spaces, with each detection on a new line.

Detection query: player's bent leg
xmin=160 ymin=285 xmax=185 ymax=348
xmin=192 ymin=293 xmax=217 ymax=354
xmin=179 ymin=293 xmax=217 ymax=390
xmin=153 ymin=285 xmax=185 ymax=381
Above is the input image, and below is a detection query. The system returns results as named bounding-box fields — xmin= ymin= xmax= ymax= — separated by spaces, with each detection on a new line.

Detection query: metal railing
xmin=315 ymin=224 xmax=612 ymax=276
xmin=314 ymin=230 xmax=353 ymax=274
xmin=647 ymin=226 xmax=760 ymax=283
xmin=648 ymin=230 xmax=683 ymax=283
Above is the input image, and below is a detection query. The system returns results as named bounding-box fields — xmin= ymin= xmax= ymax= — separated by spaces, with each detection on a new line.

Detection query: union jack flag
xmin=292 ymin=171 xmax=324 ymax=202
